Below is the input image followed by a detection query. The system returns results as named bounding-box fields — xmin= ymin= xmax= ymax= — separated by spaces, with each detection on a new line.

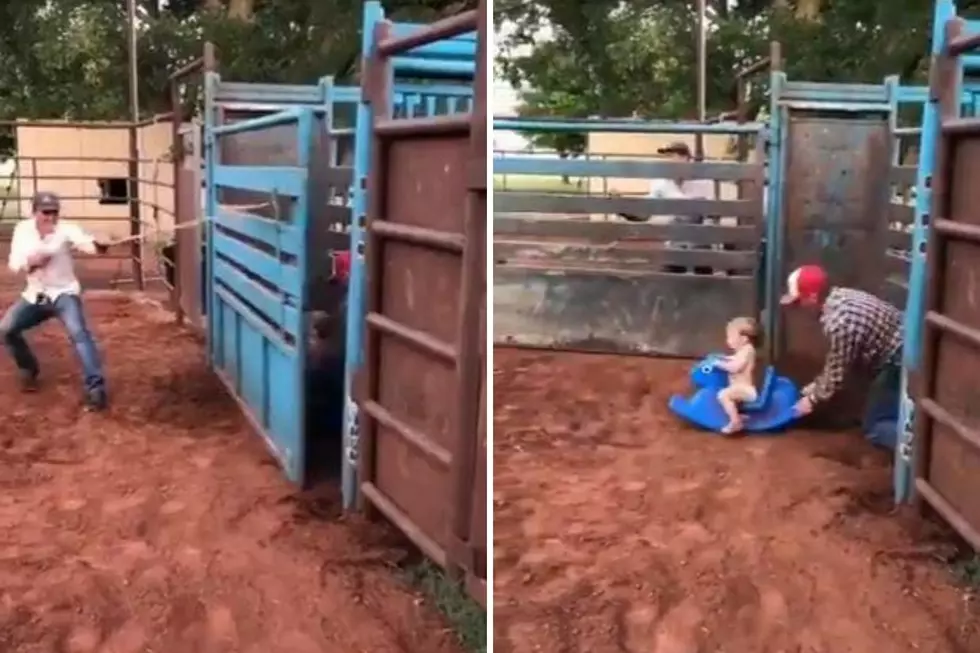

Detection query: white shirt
xmin=8 ymin=219 xmax=97 ymax=301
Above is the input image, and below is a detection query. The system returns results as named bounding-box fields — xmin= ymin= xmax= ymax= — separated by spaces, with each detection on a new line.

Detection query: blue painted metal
xmin=668 ymin=356 xmax=801 ymax=434
xmin=494 ymin=117 xmax=762 ymax=134
xmin=204 ymin=106 xmax=315 ymax=483
xmin=341 ymin=0 xmax=476 ymax=510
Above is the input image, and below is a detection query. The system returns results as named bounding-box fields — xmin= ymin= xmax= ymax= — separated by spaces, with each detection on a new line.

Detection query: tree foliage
xmin=495 ymin=0 xmax=980 ymax=153
xmin=0 ymin=0 xmax=476 ymax=127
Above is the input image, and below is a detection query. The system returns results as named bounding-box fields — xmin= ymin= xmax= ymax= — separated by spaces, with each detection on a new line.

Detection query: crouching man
xmin=2 ymin=191 xmax=110 ymax=411
xmin=782 ymin=265 xmax=903 ymax=449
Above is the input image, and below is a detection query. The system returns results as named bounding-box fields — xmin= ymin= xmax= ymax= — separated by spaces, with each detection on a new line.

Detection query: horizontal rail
xmin=210 ymin=108 xmax=304 ymax=136
xmin=0 ymin=119 xmax=140 ymax=130
xmin=934 ymin=217 xmax=980 ymax=244
xmin=919 ymin=398 xmax=980 ymax=454
xmin=887 ymin=229 xmax=912 ymax=249
xmin=494 ymin=216 xmax=759 ymax=244
xmin=894 ymin=83 xmax=980 ymax=106
xmin=212 ymin=208 xmax=302 ymax=255
xmin=738 ymin=56 xmax=771 ymax=78
xmin=392 ymin=57 xmax=474 ymax=78
xmin=948 ymin=30 xmax=980 ymax=57
xmin=892 ymin=126 xmax=922 ymax=137
xmin=212 ymin=165 xmax=306 ymax=198
xmin=926 ymin=310 xmax=980 ymax=351
xmin=493 ymin=117 xmax=763 ymax=135
xmin=213 ymin=81 xmax=326 ymax=105
xmin=213 ymin=286 xmax=294 ymax=357
xmin=914 ymin=478 xmax=980 ymax=553
xmin=494 ymin=157 xmax=759 ymax=181
xmin=169 ymin=56 xmax=204 ymax=81
xmin=372 ymin=220 xmax=465 ymax=253
xmin=495 ymin=193 xmax=760 ymax=219
xmin=377 ymin=11 xmax=478 ymax=58
xmin=494 ymin=240 xmax=757 ymax=269
xmin=394 ymin=83 xmax=472 ymax=98
xmin=365 ymin=312 xmax=456 ymax=363
xmin=360 ymin=399 xmax=452 ymax=468
xmin=890 ymin=203 xmax=915 ymax=224
xmin=3 ymin=176 xmax=174 ymax=187
xmin=376 ymin=114 xmax=471 ymax=137
xmin=889 ymin=166 xmax=917 ymax=185
xmin=360 ymin=481 xmax=448 ymax=568
xmin=8 ymin=155 xmax=163 ymax=163
xmin=942 ymin=116 xmax=980 ymax=135
xmin=776 ymin=100 xmax=892 ymax=112
xmin=779 ymin=80 xmax=889 ymax=103
xmin=213 ymin=259 xmax=302 ymax=336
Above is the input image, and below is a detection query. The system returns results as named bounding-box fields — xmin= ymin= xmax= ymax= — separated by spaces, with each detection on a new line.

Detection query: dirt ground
xmin=493 ymin=348 xmax=980 ymax=653
xmin=0 ymin=290 xmax=465 ymax=653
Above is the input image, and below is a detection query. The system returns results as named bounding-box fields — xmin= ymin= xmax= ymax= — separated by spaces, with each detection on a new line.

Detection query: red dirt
xmin=0 ymin=290 xmax=464 ymax=653
xmin=492 ymin=348 xmax=980 ymax=653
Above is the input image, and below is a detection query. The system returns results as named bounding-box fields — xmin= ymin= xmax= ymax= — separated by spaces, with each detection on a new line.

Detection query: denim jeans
xmin=0 ymin=294 xmax=106 ymax=394
xmin=862 ymin=361 xmax=901 ymax=450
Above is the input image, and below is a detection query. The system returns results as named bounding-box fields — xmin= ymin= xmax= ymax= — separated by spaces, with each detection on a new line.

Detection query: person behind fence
xmin=780 ymin=264 xmax=903 ymax=449
xmin=649 ymin=141 xmax=716 ymax=274
xmin=1 ymin=191 xmax=111 ymax=411
xmin=714 ymin=316 xmax=760 ymax=435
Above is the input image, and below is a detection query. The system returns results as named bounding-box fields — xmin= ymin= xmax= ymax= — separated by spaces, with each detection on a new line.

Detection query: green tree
xmin=0 ymin=0 xmax=479 ymax=154
xmin=495 ymin=0 xmax=964 ymax=154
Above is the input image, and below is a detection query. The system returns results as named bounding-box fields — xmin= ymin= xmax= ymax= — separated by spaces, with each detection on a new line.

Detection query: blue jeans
xmin=0 ymin=294 xmax=105 ymax=394
xmin=862 ymin=362 xmax=901 ymax=450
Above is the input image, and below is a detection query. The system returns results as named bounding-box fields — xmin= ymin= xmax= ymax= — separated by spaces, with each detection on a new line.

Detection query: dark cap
xmin=32 ymin=191 xmax=61 ymax=212
xmin=656 ymin=141 xmax=692 ymax=157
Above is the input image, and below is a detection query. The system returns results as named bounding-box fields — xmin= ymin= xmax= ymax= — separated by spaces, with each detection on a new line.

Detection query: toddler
xmin=715 ymin=317 xmax=759 ymax=434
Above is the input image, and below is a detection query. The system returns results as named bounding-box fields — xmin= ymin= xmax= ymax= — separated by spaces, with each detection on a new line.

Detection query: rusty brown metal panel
xmin=466 ymin=356 xmax=487 ymax=606
xmin=357 ymin=7 xmax=485 ymax=580
xmin=917 ymin=127 xmax=980 ymax=547
xmin=778 ymin=112 xmax=891 ymax=391
xmin=386 ymin=136 xmax=469 ymax=233
xmin=494 ymin=267 xmax=755 ymax=357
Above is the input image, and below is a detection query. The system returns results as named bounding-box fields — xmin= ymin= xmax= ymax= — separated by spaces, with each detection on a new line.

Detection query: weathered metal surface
xmin=778 ymin=113 xmax=891 ymax=396
xmin=175 ymin=166 xmax=203 ymax=329
xmin=365 ymin=135 xmax=468 ymax=558
xmin=206 ymin=108 xmax=315 ymax=483
xmin=495 ymin=239 xmax=756 ymax=272
xmin=217 ymin=106 xmax=349 ymax=315
xmin=494 ymin=216 xmax=758 ymax=246
xmin=353 ymin=5 xmax=485 ymax=600
xmin=494 ymin=267 xmax=756 ymax=357
xmin=917 ymin=129 xmax=980 ymax=550
xmin=493 ymin=152 xmax=764 ymax=357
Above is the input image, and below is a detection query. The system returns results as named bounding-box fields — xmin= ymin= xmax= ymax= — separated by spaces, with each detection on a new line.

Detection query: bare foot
xmin=721 ymin=418 xmax=744 ymax=435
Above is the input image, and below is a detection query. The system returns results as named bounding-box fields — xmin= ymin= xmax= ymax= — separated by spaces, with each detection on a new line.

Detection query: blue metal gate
xmin=204 ymin=107 xmax=315 ymax=483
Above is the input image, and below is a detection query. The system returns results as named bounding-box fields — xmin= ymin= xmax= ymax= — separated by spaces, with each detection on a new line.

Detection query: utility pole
xmin=695 ymin=0 xmax=707 ymax=160
xmin=126 ymin=0 xmax=143 ymax=289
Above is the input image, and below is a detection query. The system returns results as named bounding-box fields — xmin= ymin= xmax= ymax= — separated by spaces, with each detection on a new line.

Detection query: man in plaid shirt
xmin=780 ymin=265 xmax=903 ymax=449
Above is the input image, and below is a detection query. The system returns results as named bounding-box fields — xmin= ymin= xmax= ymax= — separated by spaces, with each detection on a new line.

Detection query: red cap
xmin=780 ymin=265 xmax=828 ymax=305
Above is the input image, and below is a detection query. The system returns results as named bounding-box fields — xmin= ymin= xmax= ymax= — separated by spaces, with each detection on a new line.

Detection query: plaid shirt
xmin=807 ymin=287 xmax=903 ymax=404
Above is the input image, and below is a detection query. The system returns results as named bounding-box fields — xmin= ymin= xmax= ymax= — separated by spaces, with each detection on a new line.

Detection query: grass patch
xmin=493 ymin=173 xmax=589 ymax=193
xmin=405 ymin=559 xmax=486 ymax=653
xmin=952 ymin=553 xmax=980 ymax=590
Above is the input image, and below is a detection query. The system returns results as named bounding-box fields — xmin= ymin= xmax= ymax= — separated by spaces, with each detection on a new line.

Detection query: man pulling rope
xmin=2 ymin=191 xmax=111 ymax=411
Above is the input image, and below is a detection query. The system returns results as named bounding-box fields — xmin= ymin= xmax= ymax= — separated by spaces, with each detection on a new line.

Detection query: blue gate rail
xmin=205 ymin=107 xmax=314 ymax=483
